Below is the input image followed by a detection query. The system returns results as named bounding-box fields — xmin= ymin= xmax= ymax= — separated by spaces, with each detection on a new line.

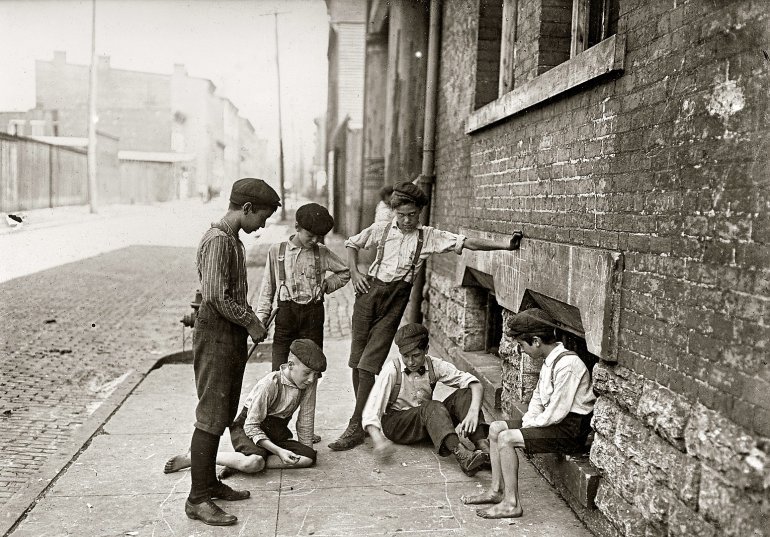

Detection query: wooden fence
xmin=0 ymin=132 xmax=88 ymax=212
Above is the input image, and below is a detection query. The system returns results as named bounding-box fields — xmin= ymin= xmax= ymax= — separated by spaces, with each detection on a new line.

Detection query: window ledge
xmin=466 ymin=34 xmax=625 ymax=134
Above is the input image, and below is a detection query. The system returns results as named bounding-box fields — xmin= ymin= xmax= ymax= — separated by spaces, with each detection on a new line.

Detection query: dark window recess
xmin=519 ymin=289 xmax=599 ymax=375
xmin=587 ymin=0 xmax=619 ymax=49
xmin=486 ymin=292 xmax=504 ymax=356
xmin=474 ymin=0 xmax=504 ymax=109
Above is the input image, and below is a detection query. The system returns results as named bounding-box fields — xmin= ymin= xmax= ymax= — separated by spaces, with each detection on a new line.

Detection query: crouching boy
xmin=363 ymin=323 xmax=490 ymax=476
xmin=461 ymin=308 xmax=596 ymax=518
xmin=164 ymin=339 xmax=326 ymax=480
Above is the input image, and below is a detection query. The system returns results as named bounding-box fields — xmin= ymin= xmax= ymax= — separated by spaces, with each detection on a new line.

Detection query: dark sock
xmin=444 ymin=433 xmax=460 ymax=452
xmin=189 ymin=427 xmax=219 ymax=504
xmin=352 ymin=368 xmax=360 ymax=396
xmin=350 ymin=369 xmax=374 ymax=427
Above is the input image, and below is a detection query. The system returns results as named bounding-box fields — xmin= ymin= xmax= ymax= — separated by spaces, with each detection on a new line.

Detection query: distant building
xmin=30 ymin=51 xmax=270 ymax=200
xmin=324 ymin=0 xmax=366 ymax=235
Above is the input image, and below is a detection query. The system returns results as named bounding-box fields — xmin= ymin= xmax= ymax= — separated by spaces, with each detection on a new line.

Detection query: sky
xmin=0 ymin=0 xmax=329 ymax=181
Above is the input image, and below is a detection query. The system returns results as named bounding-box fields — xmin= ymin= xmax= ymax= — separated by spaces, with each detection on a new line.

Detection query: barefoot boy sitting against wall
xmin=461 ymin=308 xmax=596 ymax=518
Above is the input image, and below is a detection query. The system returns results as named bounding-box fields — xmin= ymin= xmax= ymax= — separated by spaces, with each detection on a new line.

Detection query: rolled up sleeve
xmin=432 ymin=358 xmax=478 ymax=389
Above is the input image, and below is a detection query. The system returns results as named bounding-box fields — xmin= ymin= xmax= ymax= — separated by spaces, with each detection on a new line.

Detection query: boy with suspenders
xmin=329 ymin=181 xmax=523 ymax=451
xmin=461 ymin=308 xmax=596 ymax=519
xmin=362 ymin=323 xmax=490 ymax=475
xmin=255 ymin=202 xmax=350 ymax=372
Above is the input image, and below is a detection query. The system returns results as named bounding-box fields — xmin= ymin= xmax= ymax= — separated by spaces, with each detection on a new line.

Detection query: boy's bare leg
xmin=165 ymin=450 xmax=264 ymax=475
xmin=476 ymin=429 xmax=525 ymax=518
xmin=461 ymin=421 xmax=507 ymax=505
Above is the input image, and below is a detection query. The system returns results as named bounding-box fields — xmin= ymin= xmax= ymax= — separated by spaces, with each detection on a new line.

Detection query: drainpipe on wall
xmin=407 ymin=0 xmax=442 ymax=324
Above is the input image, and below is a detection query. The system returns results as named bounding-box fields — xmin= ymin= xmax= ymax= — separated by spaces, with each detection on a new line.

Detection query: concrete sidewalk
xmin=6 ymin=335 xmax=591 ymax=537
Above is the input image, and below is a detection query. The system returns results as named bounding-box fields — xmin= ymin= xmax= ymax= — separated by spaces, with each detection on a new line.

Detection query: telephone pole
xmin=270 ymin=11 xmax=288 ymax=220
xmin=87 ymin=0 xmax=98 ymax=213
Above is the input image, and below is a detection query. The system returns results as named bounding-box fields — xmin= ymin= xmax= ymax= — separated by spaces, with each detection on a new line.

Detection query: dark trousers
xmin=190 ymin=301 xmax=248 ymax=502
xmin=348 ymin=278 xmax=412 ymax=374
xmin=229 ymin=407 xmax=317 ymax=463
xmin=381 ymin=388 xmax=488 ymax=456
xmin=272 ymin=300 xmax=325 ymax=371
xmin=193 ymin=301 xmax=249 ymax=436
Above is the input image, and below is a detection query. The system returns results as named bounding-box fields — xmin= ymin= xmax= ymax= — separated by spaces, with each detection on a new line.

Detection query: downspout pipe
xmin=407 ymin=0 xmax=442 ymax=324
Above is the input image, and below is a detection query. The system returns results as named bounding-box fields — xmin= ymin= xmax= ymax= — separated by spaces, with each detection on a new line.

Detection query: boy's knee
xmin=498 ymin=428 xmax=524 ymax=448
xmin=242 ymin=455 xmax=265 ymax=473
xmin=489 ymin=420 xmax=509 ymax=440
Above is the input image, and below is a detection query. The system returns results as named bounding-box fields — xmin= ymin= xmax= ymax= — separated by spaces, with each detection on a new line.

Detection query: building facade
xmin=33 ymin=51 xmax=269 ymax=200
xmin=358 ymin=1 xmax=768 ymax=536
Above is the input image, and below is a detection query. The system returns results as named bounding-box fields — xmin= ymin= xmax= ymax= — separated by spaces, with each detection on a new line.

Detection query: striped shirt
xmin=255 ymin=237 xmax=350 ymax=324
xmin=243 ymin=364 xmax=317 ymax=447
xmin=196 ymin=220 xmax=259 ymax=330
xmin=344 ymin=219 xmax=466 ymax=283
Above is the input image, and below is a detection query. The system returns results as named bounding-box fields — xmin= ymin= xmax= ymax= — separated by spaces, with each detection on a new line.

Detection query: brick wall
xmin=428 ymin=0 xmax=769 ymax=535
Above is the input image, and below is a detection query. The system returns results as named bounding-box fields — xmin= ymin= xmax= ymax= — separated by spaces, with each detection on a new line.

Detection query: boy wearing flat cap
xmin=461 ymin=308 xmax=595 ymax=519
xmin=165 ymin=340 xmax=325 ymax=480
xmin=330 ymin=180 xmax=523 ymax=451
xmin=184 ymin=177 xmax=280 ymax=526
xmin=362 ymin=323 xmax=490 ymax=475
xmin=256 ymin=202 xmax=349 ymax=374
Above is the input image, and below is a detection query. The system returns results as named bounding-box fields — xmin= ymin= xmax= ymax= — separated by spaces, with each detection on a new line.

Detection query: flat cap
xmin=391 ymin=181 xmax=429 ymax=208
xmin=505 ymin=308 xmax=560 ymax=338
xmin=230 ymin=178 xmax=281 ymax=208
xmin=289 ymin=339 xmax=327 ymax=375
xmin=394 ymin=323 xmax=430 ymax=354
xmin=296 ymin=203 xmax=334 ymax=236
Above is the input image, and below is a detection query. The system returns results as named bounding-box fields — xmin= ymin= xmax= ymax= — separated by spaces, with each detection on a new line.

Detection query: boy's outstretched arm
xmin=463 ymin=230 xmax=523 ymax=252
xmin=367 ymin=425 xmax=396 ymax=461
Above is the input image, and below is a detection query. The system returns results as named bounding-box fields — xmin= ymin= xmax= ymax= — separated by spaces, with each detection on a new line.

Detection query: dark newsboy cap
xmin=289 ymin=339 xmax=327 ymax=374
xmin=394 ymin=323 xmax=430 ymax=354
xmin=505 ymin=308 xmax=560 ymax=338
xmin=391 ymin=181 xmax=429 ymax=208
xmin=230 ymin=178 xmax=281 ymax=208
xmin=296 ymin=203 xmax=335 ymax=236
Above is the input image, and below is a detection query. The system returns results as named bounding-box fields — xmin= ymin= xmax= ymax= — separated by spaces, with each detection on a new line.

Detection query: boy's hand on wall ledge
xmin=509 ymin=230 xmax=524 ymax=251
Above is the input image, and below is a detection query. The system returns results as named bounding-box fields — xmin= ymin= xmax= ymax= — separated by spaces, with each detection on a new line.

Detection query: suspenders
xmin=277 ymin=241 xmax=322 ymax=302
xmin=372 ymin=226 xmax=425 ymax=281
xmin=387 ymin=355 xmax=437 ymax=411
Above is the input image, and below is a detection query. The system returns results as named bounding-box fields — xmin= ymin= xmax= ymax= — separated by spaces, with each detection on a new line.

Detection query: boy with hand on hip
xmin=255 ymin=202 xmax=349 ymax=373
xmin=363 ymin=323 xmax=490 ymax=476
xmin=329 ymin=180 xmax=523 ymax=451
xmin=461 ymin=308 xmax=596 ymax=519
xmin=184 ymin=177 xmax=279 ymax=527
xmin=166 ymin=339 xmax=327 ymax=480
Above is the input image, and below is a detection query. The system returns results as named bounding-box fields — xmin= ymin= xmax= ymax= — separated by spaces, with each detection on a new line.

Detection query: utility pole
xmin=87 ymin=0 xmax=98 ymax=213
xmin=272 ymin=11 xmax=287 ymax=220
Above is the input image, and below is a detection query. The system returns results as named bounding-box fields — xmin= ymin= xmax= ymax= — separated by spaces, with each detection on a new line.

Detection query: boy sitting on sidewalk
xmin=165 ymin=339 xmax=326 ymax=478
xmin=363 ymin=323 xmax=490 ymax=476
xmin=461 ymin=308 xmax=596 ymax=518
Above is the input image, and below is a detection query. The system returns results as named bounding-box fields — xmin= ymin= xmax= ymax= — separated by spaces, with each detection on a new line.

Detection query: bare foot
xmin=163 ymin=453 xmax=191 ymax=474
xmin=218 ymin=466 xmax=238 ymax=480
xmin=476 ymin=500 xmax=523 ymax=519
xmin=461 ymin=489 xmax=503 ymax=505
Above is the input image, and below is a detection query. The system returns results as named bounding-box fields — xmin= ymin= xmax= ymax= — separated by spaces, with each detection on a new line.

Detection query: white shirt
xmin=345 ymin=220 xmax=466 ymax=283
xmin=362 ymin=355 xmax=479 ymax=432
xmin=374 ymin=201 xmax=394 ymax=223
xmin=522 ymin=343 xmax=596 ymax=428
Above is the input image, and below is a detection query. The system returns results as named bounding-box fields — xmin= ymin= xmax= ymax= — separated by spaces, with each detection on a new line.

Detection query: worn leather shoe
xmin=328 ymin=423 xmax=365 ymax=451
xmin=453 ymin=444 xmax=486 ymax=477
xmin=211 ymin=481 xmax=250 ymax=501
xmin=185 ymin=499 xmax=237 ymax=526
